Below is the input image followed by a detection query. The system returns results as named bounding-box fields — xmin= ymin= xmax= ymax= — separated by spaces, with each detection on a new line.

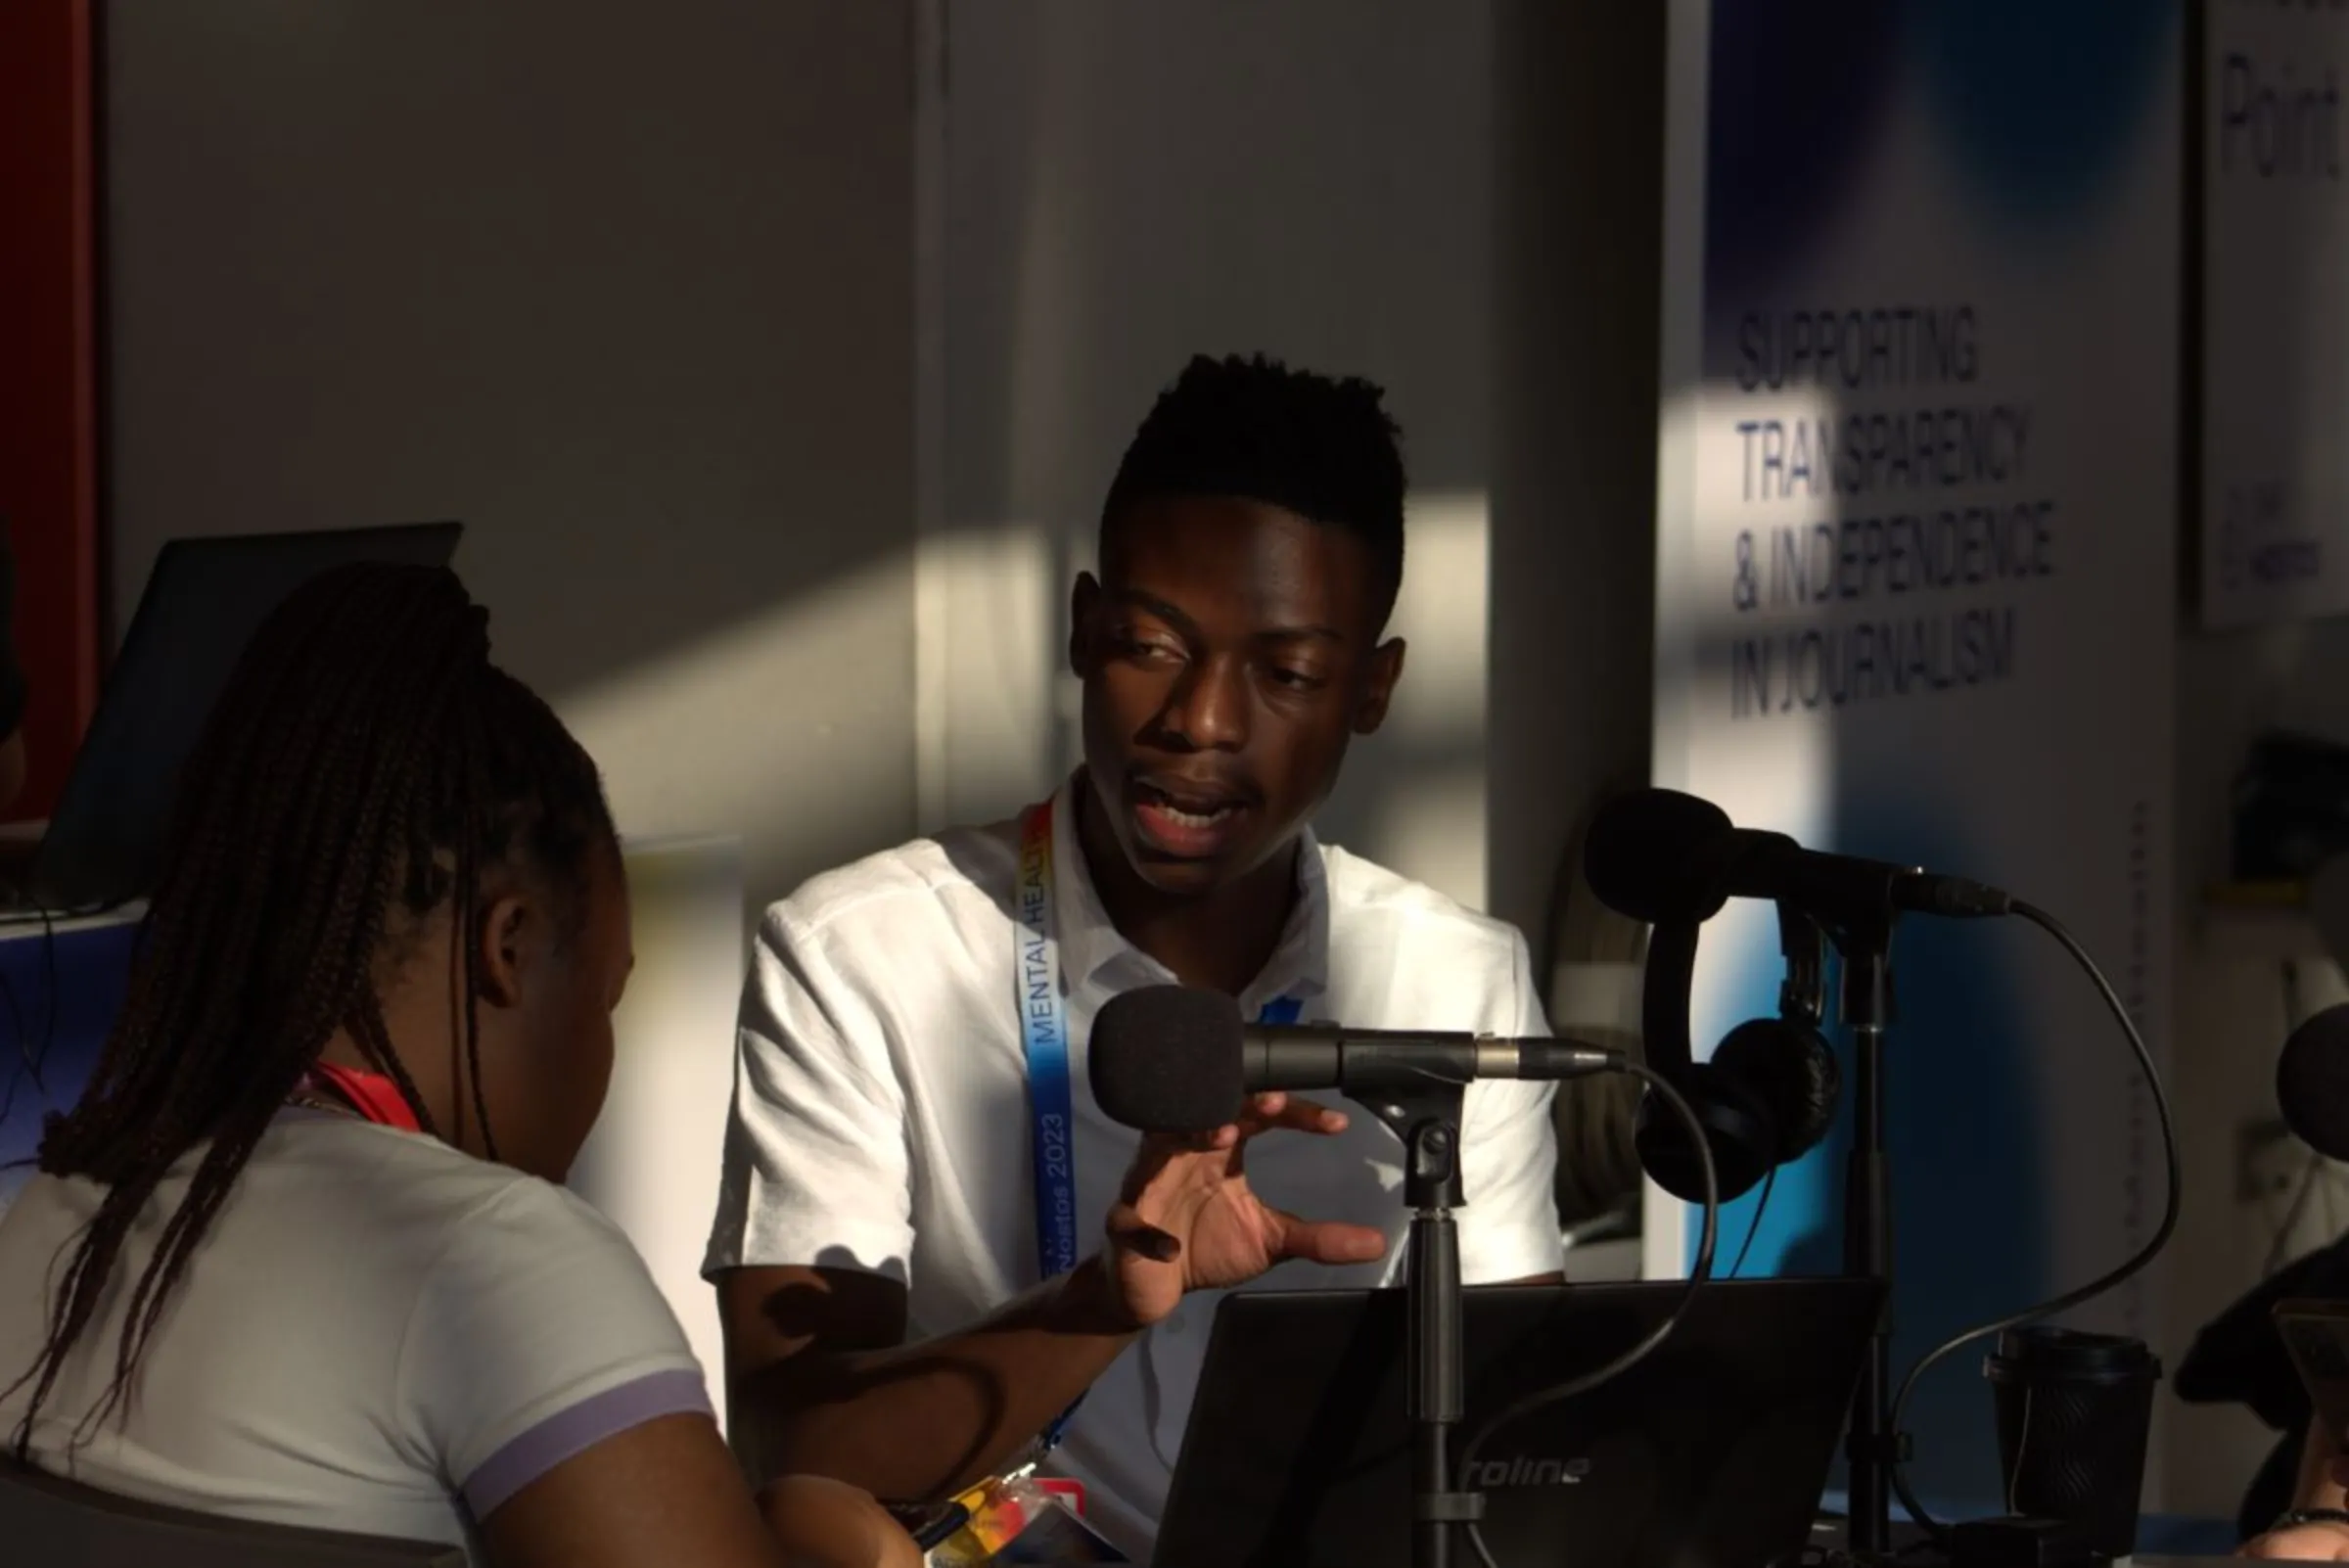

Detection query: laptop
xmin=1155 ymin=1277 xmax=1882 ymax=1568
xmin=10 ymin=522 xmax=463 ymax=912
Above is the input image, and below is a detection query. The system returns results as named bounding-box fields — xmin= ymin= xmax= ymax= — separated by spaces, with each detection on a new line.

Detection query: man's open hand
xmin=1103 ymin=1091 xmax=1389 ymax=1328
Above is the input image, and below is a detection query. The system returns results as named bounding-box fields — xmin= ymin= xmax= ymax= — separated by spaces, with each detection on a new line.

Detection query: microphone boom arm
xmin=1246 ymin=1031 xmax=1622 ymax=1096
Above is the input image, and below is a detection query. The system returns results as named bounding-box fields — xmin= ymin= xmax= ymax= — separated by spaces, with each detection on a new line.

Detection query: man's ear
xmin=1069 ymin=571 xmax=1103 ymax=677
xmin=1353 ymin=636 xmax=1406 ymax=736
xmin=473 ymin=894 xmax=532 ymax=1009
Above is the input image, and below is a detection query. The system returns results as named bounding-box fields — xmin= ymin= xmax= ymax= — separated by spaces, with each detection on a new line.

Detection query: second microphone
xmin=1089 ymin=984 xmax=1624 ymax=1134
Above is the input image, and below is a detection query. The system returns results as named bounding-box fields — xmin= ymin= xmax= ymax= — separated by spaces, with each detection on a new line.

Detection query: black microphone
xmin=2279 ymin=1003 xmax=2349 ymax=1161
xmin=1089 ymin=985 xmax=1625 ymax=1133
xmin=1585 ymin=787 xmax=2011 ymax=926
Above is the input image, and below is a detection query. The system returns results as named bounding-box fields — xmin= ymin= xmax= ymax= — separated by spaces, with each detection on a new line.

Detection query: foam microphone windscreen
xmin=2280 ymin=1003 xmax=2349 ymax=1162
xmin=1089 ymin=985 xmax=1248 ymax=1133
xmin=1584 ymin=789 xmax=1737 ymax=924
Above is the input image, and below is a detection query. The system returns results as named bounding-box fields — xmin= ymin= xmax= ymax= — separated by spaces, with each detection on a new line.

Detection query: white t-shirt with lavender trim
xmin=0 ymin=1109 xmax=709 ymax=1561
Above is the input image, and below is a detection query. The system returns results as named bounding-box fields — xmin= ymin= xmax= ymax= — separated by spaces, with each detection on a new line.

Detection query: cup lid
xmin=1985 ymin=1324 xmax=2161 ymax=1381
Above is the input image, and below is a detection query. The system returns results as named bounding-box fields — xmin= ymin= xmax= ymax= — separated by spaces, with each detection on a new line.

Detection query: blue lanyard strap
xmin=1015 ymin=800 xmax=1300 ymax=1454
xmin=1016 ymin=804 xmax=1082 ymax=1281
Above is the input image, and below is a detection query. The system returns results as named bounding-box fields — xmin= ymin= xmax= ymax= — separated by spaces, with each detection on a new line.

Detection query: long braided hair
xmin=6 ymin=561 xmax=613 ymax=1458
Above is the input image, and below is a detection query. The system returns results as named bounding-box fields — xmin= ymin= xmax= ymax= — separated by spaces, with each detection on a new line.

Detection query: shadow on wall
xmin=97 ymin=1 xmax=927 ymax=915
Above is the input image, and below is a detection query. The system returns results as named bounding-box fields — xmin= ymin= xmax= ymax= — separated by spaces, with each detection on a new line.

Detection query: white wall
xmin=97 ymin=0 xmax=1590 ymax=933
xmin=569 ymin=835 xmax=745 ymax=1431
xmin=929 ymin=0 xmax=1497 ymax=907
xmin=99 ymin=0 xmax=921 ymax=913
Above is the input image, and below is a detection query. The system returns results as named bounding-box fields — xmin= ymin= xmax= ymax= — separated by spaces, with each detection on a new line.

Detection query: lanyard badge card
xmin=925 ymin=1476 xmax=1128 ymax=1565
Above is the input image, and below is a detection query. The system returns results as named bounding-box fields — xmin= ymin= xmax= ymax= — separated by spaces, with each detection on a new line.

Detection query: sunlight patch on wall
xmin=551 ymin=551 xmax=916 ymax=906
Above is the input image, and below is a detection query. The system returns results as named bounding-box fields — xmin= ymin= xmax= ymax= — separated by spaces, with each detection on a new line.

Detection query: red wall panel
xmin=0 ymin=0 xmax=99 ymax=824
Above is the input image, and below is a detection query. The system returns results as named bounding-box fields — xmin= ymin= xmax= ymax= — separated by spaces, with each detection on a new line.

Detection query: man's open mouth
xmin=1129 ymin=778 xmax=1253 ymax=854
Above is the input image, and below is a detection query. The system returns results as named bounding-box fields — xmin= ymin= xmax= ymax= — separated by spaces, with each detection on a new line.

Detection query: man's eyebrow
xmin=1111 ymin=589 xmax=1344 ymax=644
xmin=1109 ymin=589 xmax=1202 ymax=639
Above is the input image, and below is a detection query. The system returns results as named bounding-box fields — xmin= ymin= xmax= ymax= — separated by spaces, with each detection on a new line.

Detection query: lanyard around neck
xmin=293 ymin=1061 xmax=425 ymax=1133
xmin=1013 ymin=798 xmax=1301 ymax=1451
xmin=1016 ymin=799 xmax=1306 ymax=1270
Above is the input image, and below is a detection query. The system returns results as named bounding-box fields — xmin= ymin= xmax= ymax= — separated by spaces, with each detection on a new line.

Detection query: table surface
xmin=0 ymin=900 xmax=144 ymax=943
xmin=0 ymin=908 xmax=144 ymax=1208
xmin=1810 ymin=1494 xmax=2240 ymax=1562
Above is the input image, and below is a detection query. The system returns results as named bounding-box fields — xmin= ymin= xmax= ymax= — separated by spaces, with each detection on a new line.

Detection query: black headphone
xmin=1635 ymin=906 xmax=1842 ymax=1204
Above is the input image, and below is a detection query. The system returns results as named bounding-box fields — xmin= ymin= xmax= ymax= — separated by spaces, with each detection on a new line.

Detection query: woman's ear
xmin=473 ymin=894 xmax=533 ymax=1009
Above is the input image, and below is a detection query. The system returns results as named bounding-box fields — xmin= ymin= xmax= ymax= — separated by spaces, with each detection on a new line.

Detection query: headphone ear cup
xmin=1710 ymin=1017 xmax=1842 ymax=1164
xmin=1635 ymin=1061 xmax=1776 ymax=1205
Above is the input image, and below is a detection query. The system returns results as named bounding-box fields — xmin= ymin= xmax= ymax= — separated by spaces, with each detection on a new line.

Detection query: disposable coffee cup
xmin=1983 ymin=1325 xmax=2160 ymax=1561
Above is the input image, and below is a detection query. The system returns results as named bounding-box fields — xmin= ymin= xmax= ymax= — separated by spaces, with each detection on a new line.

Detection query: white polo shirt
xmin=704 ymin=776 xmax=1564 ymax=1558
xmin=0 ymin=1112 xmax=712 ymax=1563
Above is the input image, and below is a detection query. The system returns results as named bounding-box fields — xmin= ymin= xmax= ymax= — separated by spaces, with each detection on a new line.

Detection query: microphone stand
xmin=1833 ymin=909 xmax=1901 ymax=1556
xmin=1360 ymin=1082 xmax=1479 ymax=1568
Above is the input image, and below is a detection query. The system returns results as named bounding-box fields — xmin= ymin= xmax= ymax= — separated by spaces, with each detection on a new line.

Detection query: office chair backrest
xmin=0 ymin=1454 xmax=466 ymax=1567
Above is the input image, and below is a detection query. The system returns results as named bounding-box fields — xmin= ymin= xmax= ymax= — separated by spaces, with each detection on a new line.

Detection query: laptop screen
xmin=30 ymin=523 xmax=462 ymax=910
xmin=1154 ymin=1278 xmax=1879 ymax=1568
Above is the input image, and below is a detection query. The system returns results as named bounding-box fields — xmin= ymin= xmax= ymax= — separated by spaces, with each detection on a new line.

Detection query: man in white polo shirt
xmin=705 ymin=353 xmax=1565 ymax=1559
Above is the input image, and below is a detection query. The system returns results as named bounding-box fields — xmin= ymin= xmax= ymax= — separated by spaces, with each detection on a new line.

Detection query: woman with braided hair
xmin=0 ymin=563 xmax=916 ymax=1568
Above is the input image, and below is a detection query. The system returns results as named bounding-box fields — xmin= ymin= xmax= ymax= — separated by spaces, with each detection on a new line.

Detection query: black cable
xmin=1885 ymin=898 xmax=2181 ymax=1542
xmin=1727 ymin=1164 xmax=1777 ymax=1281
xmin=1460 ymin=1061 xmax=1719 ymax=1568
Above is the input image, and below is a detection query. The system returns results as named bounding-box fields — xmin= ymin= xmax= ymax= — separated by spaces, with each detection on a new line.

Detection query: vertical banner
xmin=1650 ymin=0 xmax=2180 ymax=1509
xmin=2201 ymin=2 xmax=2349 ymax=627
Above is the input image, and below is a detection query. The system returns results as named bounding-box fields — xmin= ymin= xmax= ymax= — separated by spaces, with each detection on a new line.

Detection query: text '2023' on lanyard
xmin=1014 ymin=799 xmax=1301 ymax=1452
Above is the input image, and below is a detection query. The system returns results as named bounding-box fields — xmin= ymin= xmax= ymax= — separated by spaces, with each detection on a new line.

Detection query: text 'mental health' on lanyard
xmin=1014 ymin=800 xmax=1301 ymax=1450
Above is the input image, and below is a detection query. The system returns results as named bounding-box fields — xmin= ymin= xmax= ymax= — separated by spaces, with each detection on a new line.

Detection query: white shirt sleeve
xmin=1455 ymin=929 xmax=1567 ymax=1283
xmin=701 ymin=904 xmax=914 ymax=1285
xmin=400 ymin=1177 xmax=712 ymax=1520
